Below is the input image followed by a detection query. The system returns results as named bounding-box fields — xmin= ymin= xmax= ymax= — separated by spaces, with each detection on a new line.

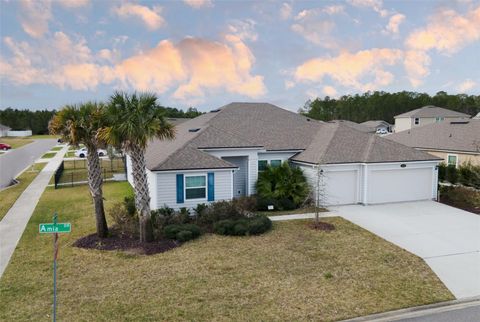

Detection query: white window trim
xmin=184 ymin=174 xmax=207 ymax=201
xmin=447 ymin=154 xmax=458 ymax=168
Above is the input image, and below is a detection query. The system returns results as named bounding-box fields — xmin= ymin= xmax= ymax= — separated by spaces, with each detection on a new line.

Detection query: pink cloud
xmin=294 ymin=48 xmax=402 ymax=91
xmin=113 ymin=3 xmax=165 ymax=30
xmin=183 ymin=0 xmax=213 ymax=9
xmin=19 ymin=0 xmax=52 ymax=38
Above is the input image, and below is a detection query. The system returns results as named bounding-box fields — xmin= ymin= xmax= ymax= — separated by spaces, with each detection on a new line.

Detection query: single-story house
xmin=0 ymin=124 xmax=11 ymax=137
xmin=394 ymin=105 xmax=470 ymax=133
xmin=127 ymin=103 xmax=441 ymax=210
xmin=387 ymin=119 xmax=480 ymax=167
xmin=359 ymin=120 xmax=392 ymax=133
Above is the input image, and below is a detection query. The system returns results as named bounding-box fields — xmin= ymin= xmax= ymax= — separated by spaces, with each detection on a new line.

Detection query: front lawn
xmin=0 ymin=182 xmax=453 ymax=321
xmin=50 ymin=146 xmax=63 ymax=151
xmin=0 ymin=163 xmax=46 ymax=221
xmin=0 ymin=137 xmax=33 ymax=149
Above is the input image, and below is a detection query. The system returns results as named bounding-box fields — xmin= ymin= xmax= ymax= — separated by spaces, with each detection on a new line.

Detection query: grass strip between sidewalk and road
xmin=0 ymin=182 xmax=453 ymax=321
xmin=41 ymin=152 xmax=57 ymax=159
xmin=0 ymin=162 xmax=47 ymax=221
xmin=0 ymin=137 xmax=33 ymax=149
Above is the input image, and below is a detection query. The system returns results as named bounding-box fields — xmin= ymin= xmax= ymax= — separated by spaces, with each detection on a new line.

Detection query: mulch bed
xmin=73 ymin=230 xmax=180 ymax=255
xmin=308 ymin=221 xmax=335 ymax=231
xmin=440 ymin=199 xmax=480 ymax=215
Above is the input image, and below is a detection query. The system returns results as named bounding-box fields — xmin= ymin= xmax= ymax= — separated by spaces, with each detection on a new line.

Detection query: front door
xmin=221 ymin=156 xmax=248 ymax=197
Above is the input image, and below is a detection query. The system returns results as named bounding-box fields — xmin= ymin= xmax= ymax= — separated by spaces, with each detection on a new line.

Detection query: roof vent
xmin=306 ymin=118 xmax=311 ymax=121
xmin=188 ymin=128 xmax=201 ymax=132
xmin=210 ymin=109 xmax=221 ymax=113
xmin=450 ymin=121 xmax=469 ymax=124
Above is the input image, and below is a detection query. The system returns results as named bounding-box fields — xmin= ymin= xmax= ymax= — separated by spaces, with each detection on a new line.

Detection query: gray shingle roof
xmin=386 ymin=119 xmax=480 ymax=154
xmin=360 ymin=120 xmax=391 ymax=129
xmin=394 ymin=106 xmax=470 ymax=118
xmin=332 ymin=120 xmax=370 ymax=132
xmin=146 ymin=102 xmax=440 ymax=171
xmin=291 ymin=122 xmax=439 ymax=164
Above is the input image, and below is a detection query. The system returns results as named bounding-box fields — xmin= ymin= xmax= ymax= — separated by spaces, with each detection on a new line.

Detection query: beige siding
xmin=394 ymin=118 xmax=411 ymax=132
xmin=423 ymin=150 xmax=480 ymax=166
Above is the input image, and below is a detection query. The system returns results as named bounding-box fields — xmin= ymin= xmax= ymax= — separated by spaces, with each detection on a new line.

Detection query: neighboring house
xmin=7 ymin=130 xmax=32 ymax=137
xmin=332 ymin=120 xmax=370 ymax=133
xmin=0 ymin=124 xmax=11 ymax=137
xmin=387 ymin=119 xmax=480 ymax=167
xmin=394 ymin=105 xmax=470 ymax=132
xmin=127 ymin=103 xmax=441 ymax=210
xmin=360 ymin=120 xmax=392 ymax=133
xmin=473 ymin=112 xmax=480 ymax=119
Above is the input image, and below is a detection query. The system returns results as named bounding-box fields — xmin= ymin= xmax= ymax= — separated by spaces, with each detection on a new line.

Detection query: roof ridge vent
xmin=450 ymin=121 xmax=469 ymax=124
xmin=210 ymin=108 xmax=221 ymax=113
xmin=188 ymin=128 xmax=201 ymax=132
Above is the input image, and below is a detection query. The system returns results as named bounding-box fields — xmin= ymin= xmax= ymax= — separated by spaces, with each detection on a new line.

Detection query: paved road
xmin=398 ymin=304 xmax=480 ymax=322
xmin=0 ymin=145 xmax=68 ymax=278
xmin=331 ymin=201 xmax=480 ymax=299
xmin=0 ymin=139 xmax=57 ymax=188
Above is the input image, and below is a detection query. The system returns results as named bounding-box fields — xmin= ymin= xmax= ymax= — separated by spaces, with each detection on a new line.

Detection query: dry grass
xmin=0 ymin=137 xmax=33 ymax=149
xmin=0 ymin=182 xmax=453 ymax=321
xmin=0 ymin=163 xmax=46 ymax=220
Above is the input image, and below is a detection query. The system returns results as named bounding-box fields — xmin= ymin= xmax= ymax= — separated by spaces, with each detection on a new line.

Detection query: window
xmin=270 ymin=160 xmax=282 ymax=167
xmin=185 ymin=175 xmax=206 ymax=200
xmin=435 ymin=117 xmax=444 ymax=123
xmin=414 ymin=118 xmax=420 ymax=125
xmin=258 ymin=160 xmax=268 ymax=171
xmin=447 ymin=155 xmax=458 ymax=167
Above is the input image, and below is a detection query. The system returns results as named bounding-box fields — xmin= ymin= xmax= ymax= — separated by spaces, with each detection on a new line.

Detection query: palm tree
xmin=49 ymin=102 xmax=109 ymax=237
xmin=100 ymin=92 xmax=175 ymax=242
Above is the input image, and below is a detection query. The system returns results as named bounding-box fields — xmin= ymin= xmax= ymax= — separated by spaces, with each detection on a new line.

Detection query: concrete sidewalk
xmin=0 ymin=145 xmax=68 ymax=279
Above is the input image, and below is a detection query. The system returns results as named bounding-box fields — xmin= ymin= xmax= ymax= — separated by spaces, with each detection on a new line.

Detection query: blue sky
xmin=0 ymin=0 xmax=479 ymax=112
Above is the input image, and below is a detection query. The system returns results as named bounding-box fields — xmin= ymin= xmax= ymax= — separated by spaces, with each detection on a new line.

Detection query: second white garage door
xmin=368 ymin=167 xmax=433 ymax=204
xmin=324 ymin=170 xmax=358 ymax=205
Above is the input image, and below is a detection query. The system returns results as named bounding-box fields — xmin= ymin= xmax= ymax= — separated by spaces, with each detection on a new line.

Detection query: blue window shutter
xmin=207 ymin=172 xmax=215 ymax=201
xmin=176 ymin=174 xmax=184 ymax=204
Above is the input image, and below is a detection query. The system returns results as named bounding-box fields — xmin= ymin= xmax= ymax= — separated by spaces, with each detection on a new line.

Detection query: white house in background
xmin=394 ymin=105 xmax=470 ymax=132
xmin=126 ymin=103 xmax=441 ymax=210
xmin=359 ymin=120 xmax=393 ymax=133
xmin=0 ymin=124 xmax=10 ymax=137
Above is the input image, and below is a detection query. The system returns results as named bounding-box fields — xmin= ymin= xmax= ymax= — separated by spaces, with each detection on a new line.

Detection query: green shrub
xmin=109 ymin=202 xmax=138 ymax=236
xmin=256 ymin=198 xmax=279 ymax=211
xmin=256 ymin=162 xmax=309 ymax=210
xmin=457 ymin=163 xmax=480 ymax=189
xmin=176 ymin=230 xmax=193 ymax=242
xmin=193 ymin=203 xmax=208 ymax=216
xmin=446 ymin=165 xmax=458 ymax=184
xmin=213 ymin=219 xmax=235 ymax=235
xmin=197 ymin=200 xmax=243 ymax=228
xmin=163 ymin=223 xmax=201 ymax=241
xmin=278 ymin=198 xmax=296 ymax=211
xmin=232 ymin=196 xmax=257 ymax=214
xmin=247 ymin=216 xmax=272 ymax=235
xmin=438 ymin=163 xmax=446 ymax=181
xmin=123 ymin=196 xmax=136 ymax=216
xmin=213 ymin=216 xmax=272 ymax=236
xmin=233 ymin=220 xmax=249 ymax=236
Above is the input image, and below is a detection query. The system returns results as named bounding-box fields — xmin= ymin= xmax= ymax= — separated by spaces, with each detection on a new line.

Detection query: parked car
xmin=0 ymin=143 xmax=12 ymax=150
xmin=376 ymin=128 xmax=388 ymax=135
xmin=74 ymin=147 xmax=107 ymax=158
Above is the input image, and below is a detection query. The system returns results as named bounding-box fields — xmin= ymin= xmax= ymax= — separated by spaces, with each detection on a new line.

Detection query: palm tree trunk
xmin=86 ymin=144 xmax=108 ymax=238
xmin=129 ymin=144 xmax=153 ymax=242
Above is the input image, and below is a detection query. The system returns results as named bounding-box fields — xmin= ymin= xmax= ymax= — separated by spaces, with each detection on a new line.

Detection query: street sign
xmin=39 ymin=223 xmax=71 ymax=233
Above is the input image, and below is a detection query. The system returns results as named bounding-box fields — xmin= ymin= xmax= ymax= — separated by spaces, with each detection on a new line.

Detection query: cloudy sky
xmin=0 ymin=0 xmax=479 ymax=112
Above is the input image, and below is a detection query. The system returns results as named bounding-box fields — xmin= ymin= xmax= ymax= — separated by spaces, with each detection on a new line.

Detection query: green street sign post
xmin=39 ymin=213 xmax=71 ymax=322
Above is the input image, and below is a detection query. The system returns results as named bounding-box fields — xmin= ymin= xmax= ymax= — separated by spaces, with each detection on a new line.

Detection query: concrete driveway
xmin=331 ymin=201 xmax=480 ymax=299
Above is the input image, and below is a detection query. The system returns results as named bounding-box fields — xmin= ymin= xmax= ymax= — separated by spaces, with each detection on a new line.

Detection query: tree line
xmin=300 ymin=91 xmax=480 ymax=123
xmin=0 ymin=106 xmax=202 ymax=135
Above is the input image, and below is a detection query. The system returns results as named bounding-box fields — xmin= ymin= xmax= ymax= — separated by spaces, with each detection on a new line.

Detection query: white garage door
xmin=324 ymin=170 xmax=358 ymax=205
xmin=368 ymin=168 xmax=433 ymax=204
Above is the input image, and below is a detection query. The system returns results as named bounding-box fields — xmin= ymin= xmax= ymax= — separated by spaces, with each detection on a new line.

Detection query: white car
xmin=375 ymin=128 xmax=388 ymax=135
xmin=74 ymin=147 xmax=107 ymax=158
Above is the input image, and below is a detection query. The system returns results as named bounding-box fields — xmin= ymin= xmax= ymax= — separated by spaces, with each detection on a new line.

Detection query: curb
xmin=341 ymin=296 xmax=480 ymax=322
